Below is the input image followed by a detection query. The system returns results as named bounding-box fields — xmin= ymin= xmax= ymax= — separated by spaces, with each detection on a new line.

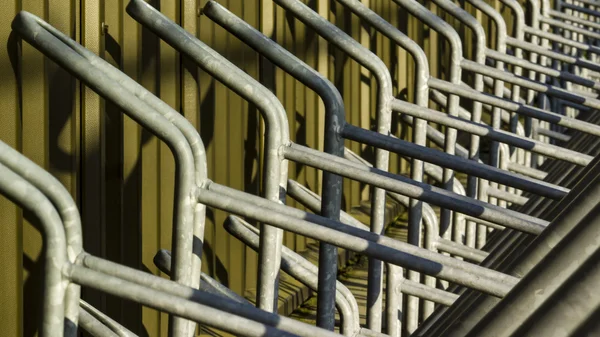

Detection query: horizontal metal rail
xmin=340 ymin=124 xmax=569 ymax=199
xmin=428 ymin=78 xmax=600 ymax=136
xmin=506 ymin=36 xmax=600 ymax=73
xmin=390 ymin=98 xmax=592 ymax=166
xmin=279 ymin=144 xmax=548 ymax=232
xmin=286 ymin=179 xmax=488 ymax=263
xmin=550 ymin=9 xmax=600 ymax=30
xmin=461 ymin=59 xmax=600 ymax=109
xmin=194 ymin=186 xmax=521 ymax=296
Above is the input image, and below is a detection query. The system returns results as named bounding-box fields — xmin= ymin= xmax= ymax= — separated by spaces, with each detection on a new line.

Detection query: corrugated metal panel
xmin=0 ymin=0 xmax=505 ymax=335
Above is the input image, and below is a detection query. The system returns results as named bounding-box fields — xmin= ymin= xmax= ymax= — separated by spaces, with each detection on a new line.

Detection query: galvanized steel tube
xmin=0 ymin=163 xmax=68 ymax=337
xmin=12 ymin=11 xmax=198 ymax=336
xmin=390 ymin=99 xmax=591 ymax=166
xmin=127 ymin=0 xmax=288 ymax=314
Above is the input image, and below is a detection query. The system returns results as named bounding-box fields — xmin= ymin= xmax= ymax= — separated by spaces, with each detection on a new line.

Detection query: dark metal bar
xmin=341 ymin=124 xmax=569 ymax=200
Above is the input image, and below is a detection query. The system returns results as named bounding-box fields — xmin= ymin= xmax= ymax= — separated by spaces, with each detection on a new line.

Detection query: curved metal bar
xmin=420 ymin=0 xmax=501 ymax=246
xmin=0 ymin=140 xmax=82 ymax=336
xmin=23 ymin=13 xmax=211 ymax=333
xmin=202 ymin=3 xmax=570 ymax=330
xmin=0 ymin=162 xmax=68 ymax=337
xmin=462 ymin=0 xmax=600 ymax=138
xmin=14 ymin=5 xmax=594 ymax=337
xmin=495 ymin=0 xmax=527 ymax=131
xmin=319 ymin=1 xmax=490 ymax=322
xmin=440 ymin=0 xmax=600 ymax=150
xmin=257 ymin=0 xmax=396 ymax=329
xmin=329 ymin=0 xmax=428 ymax=232
xmin=524 ymin=0 xmax=543 ymax=114
xmin=11 ymin=11 xmax=199 ymax=337
xmin=0 ymin=122 xmax=341 ymax=337
xmin=0 ymin=141 xmax=359 ymax=337
xmin=325 ymin=3 xmax=516 ymax=255
xmin=451 ymin=0 xmax=509 ymax=232
xmin=541 ymin=0 xmax=564 ymax=150
xmin=126 ymin=0 xmax=288 ymax=314
xmin=201 ymin=1 xmax=353 ymax=328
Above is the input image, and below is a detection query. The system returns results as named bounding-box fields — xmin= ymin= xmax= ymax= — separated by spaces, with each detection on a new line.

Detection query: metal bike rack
xmin=123 ymin=5 xmax=572 ymax=334
xmin=0 ymin=138 xmax=339 ymax=337
xmin=15 ymin=3 xmax=540 ymax=332
xmin=1 ymin=80 xmax=536 ymax=337
xmin=208 ymin=1 xmax=591 ymax=334
xmin=7 ymin=11 xmax=364 ymax=337
xmin=335 ymin=0 xmax=598 ymax=225
xmin=6 ymin=0 xmax=600 ymax=336
xmin=199 ymin=1 xmax=577 ymax=333
xmin=206 ymin=0 xmax=591 ymax=330
xmin=11 ymin=10 xmax=212 ymax=336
